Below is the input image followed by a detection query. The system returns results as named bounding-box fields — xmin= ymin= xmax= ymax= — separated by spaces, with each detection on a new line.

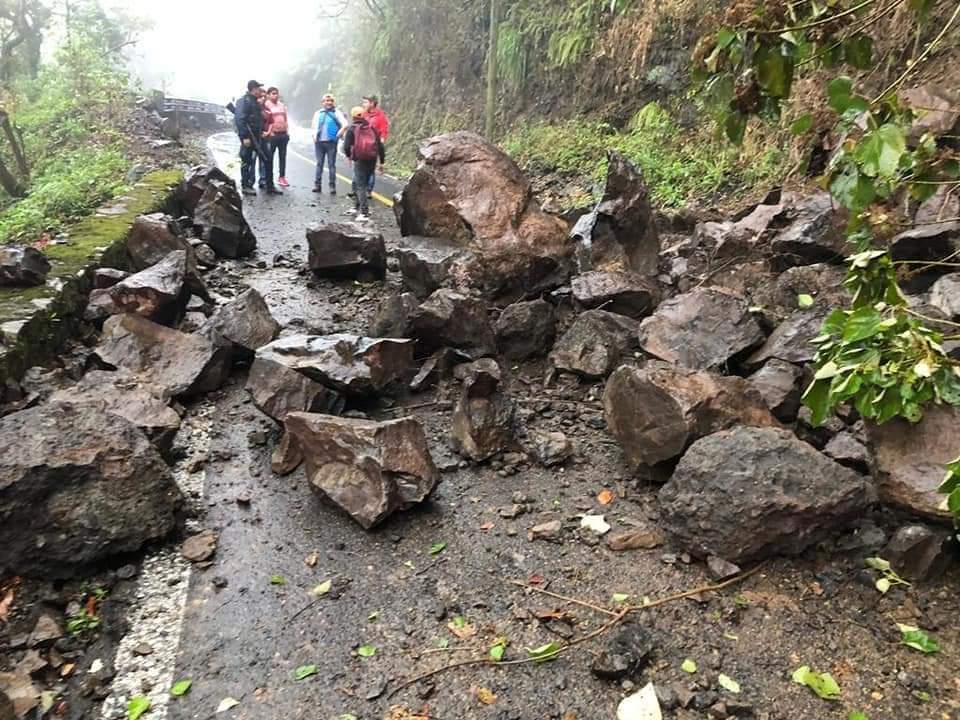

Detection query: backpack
xmin=352 ymin=123 xmax=379 ymax=161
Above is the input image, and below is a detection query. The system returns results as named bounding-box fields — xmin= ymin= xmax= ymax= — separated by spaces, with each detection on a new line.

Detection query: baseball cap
xmin=363 ymin=94 xmax=379 ymax=104
xmin=351 ymin=106 xmax=364 ymax=118
xmin=247 ymin=80 xmax=263 ymax=91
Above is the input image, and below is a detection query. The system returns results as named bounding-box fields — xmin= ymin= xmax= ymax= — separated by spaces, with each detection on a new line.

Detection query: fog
xmin=111 ymin=0 xmax=334 ymax=104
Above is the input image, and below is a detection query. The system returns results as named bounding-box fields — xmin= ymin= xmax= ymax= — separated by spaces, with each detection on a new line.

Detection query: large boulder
xmin=306 ymin=222 xmax=387 ymax=280
xmin=202 ymin=287 xmax=280 ymax=355
xmin=638 ymin=287 xmax=764 ymax=370
xmin=246 ymin=353 xmax=344 ymax=423
xmin=179 ymin=164 xmax=234 ymax=215
xmin=0 ymin=402 xmax=181 ymax=577
xmin=393 ymin=131 xmax=571 ymax=301
xmin=107 ymin=250 xmax=190 ymax=323
xmin=253 ymin=334 xmax=413 ymax=396
xmin=603 ymin=363 xmax=777 ymax=469
xmin=495 ymin=299 xmax=557 ymax=360
xmin=549 ymin=310 xmax=638 ymax=379
xmin=48 ymin=370 xmax=180 ymax=454
xmin=192 ymin=179 xmax=256 ymax=258
xmin=768 ymin=192 xmax=846 ymax=268
xmin=0 ymin=246 xmax=50 ymax=287
xmin=746 ymin=308 xmax=830 ymax=367
xmin=866 ymin=405 xmax=959 ymax=523
xmin=94 ymin=313 xmax=232 ymax=397
xmin=396 ymin=237 xmax=476 ymax=298
xmin=659 ymin=426 xmax=873 ymax=563
xmin=126 ymin=213 xmax=193 ymax=271
xmin=281 ymin=413 xmax=439 ymax=529
xmin=571 ymin=151 xmax=660 ymax=276
xmin=571 ymin=270 xmax=660 ymax=319
xmin=451 ymin=359 xmax=516 ymax=461
xmin=411 ymin=289 xmax=496 ymax=357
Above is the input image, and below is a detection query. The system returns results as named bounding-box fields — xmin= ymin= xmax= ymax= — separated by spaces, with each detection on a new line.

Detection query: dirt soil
xmin=1 ymin=130 xmax=959 ymax=720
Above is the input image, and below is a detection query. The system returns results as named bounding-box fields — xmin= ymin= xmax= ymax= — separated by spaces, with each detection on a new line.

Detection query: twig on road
xmin=388 ymin=566 xmax=763 ymax=697
xmin=507 ymin=578 xmax=619 ymax=617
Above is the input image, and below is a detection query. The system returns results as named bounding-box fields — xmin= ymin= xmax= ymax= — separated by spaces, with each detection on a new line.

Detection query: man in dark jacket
xmin=342 ymin=106 xmax=384 ymax=221
xmin=234 ymin=80 xmax=281 ymax=195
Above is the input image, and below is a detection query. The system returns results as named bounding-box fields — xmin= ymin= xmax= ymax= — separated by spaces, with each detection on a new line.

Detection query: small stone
xmin=28 ymin=614 xmax=63 ymax=646
xmin=181 ymin=531 xmax=217 ymax=563
xmin=116 ymin=564 xmax=139 ymax=580
xmin=131 ymin=643 xmax=153 ymax=656
xmin=706 ymin=556 xmax=742 ymax=581
xmin=607 ymin=528 xmax=663 ymax=551
xmin=590 ymin=624 xmax=654 ymax=681
xmin=528 ymin=520 xmax=562 ymax=543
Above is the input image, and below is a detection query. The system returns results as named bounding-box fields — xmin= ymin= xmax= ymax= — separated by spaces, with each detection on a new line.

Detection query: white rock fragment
xmin=616 ymin=682 xmax=662 ymax=720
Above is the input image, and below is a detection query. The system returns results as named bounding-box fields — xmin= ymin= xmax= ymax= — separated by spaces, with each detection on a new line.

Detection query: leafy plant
xmin=66 ymin=608 xmax=100 ymax=637
xmin=864 ymin=556 xmax=911 ymax=594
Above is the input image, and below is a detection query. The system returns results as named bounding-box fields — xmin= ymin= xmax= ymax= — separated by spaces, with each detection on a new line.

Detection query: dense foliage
xmin=695 ymin=0 xmax=960 ymax=519
xmin=0 ymin=0 xmax=135 ymax=242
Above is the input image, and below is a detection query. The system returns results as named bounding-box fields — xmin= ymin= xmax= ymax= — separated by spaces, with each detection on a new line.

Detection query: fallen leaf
xmin=368 ymin=610 xmax=380 ymax=622
xmin=310 ymin=579 xmax=332 ymax=597
xmin=216 ymin=697 xmax=240 ymax=713
xmin=616 ymin=681 xmax=662 ymax=720
xmin=357 ymin=644 xmax=377 ymax=658
xmin=849 ymin=712 xmax=869 ymax=720
xmin=475 ymin=686 xmax=497 ymax=705
xmin=792 ymin=665 xmax=841 ymax=700
xmin=269 ymin=575 xmax=286 ymax=585
xmin=797 ymin=293 xmax=814 ymax=309
xmin=526 ymin=642 xmax=560 ymax=662
xmin=897 ymin=624 xmax=940 ymax=654
xmin=447 ymin=616 xmax=476 ymax=639
xmin=171 ymin=679 xmax=192 ymax=696
xmin=128 ymin=696 xmax=151 ymax=720
xmin=305 ymin=552 xmax=319 ymax=567
xmin=612 ymin=593 xmax=630 ymax=604
xmin=718 ymin=674 xmax=741 ymax=694
xmin=681 ymin=658 xmax=697 ymax=673
xmin=489 ymin=637 xmax=508 ymax=662
xmin=293 ymin=664 xmax=317 ymax=680
xmin=875 ymin=577 xmax=891 ymax=594
xmin=580 ymin=514 xmax=610 ymax=536
xmin=597 ymin=489 xmax=615 ymax=505
xmin=429 ymin=542 xmax=447 ymax=555
xmin=479 ymin=522 xmax=495 ymax=531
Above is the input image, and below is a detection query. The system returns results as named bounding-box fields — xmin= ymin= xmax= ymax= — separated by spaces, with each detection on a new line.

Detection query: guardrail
xmin=160 ymin=97 xmax=227 ymax=117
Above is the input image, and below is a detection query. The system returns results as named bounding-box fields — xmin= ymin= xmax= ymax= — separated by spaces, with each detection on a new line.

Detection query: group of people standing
xmin=234 ymin=80 xmax=390 ymax=220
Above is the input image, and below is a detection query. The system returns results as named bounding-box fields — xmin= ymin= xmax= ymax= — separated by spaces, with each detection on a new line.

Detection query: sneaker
xmin=312 ymin=185 xmax=321 ymax=193
xmin=347 ymin=191 xmax=356 ymax=199
xmin=344 ymin=208 xmax=357 ymax=215
xmin=278 ymin=176 xmax=289 ymax=187
xmin=356 ymin=213 xmax=370 ymax=222
xmin=241 ymin=187 xmax=257 ymax=196
xmin=329 ymin=187 xmax=337 ymax=196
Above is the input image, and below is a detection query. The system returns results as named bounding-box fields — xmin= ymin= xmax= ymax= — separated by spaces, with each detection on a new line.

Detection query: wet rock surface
xmin=0 ymin=245 xmax=50 ymax=287
xmin=451 ymin=358 xmax=516 ymax=461
xmin=571 ymin=270 xmax=660 ymax=318
xmin=306 ymin=222 xmax=387 ymax=279
xmin=191 ymin=178 xmax=256 ymax=258
xmin=410 ymin=288 xmax=496 ymax=357
xmin=495 ymin=298 xmax=557 ymax=360
xmin=107 ymin=250 xmax=190 ymax=323
xmin=660 ymin=426 xmax=873 ymax=562
xmin=201 ymin=287 xmax=280 ymax=354
xmin=550 ymin=309 xmax=638 ymax=379
xmin=0 ymin=402 xmax=181 ymax=577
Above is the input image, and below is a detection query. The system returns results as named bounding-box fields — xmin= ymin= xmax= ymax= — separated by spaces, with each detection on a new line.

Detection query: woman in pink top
xmin=264 ymin=87 xmax=290 ymax=187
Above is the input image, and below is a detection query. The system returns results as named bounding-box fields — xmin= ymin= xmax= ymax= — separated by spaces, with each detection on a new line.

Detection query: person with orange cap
xmin=342 ymin=106 xmax=385 ymax=221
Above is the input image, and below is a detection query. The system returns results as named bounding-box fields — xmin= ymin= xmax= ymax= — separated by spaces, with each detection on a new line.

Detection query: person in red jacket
xmin=362 ymin=95 xmax=390 ymax=193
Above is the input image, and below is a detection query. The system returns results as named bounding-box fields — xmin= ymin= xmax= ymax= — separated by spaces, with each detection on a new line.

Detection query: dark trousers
xmin=271 ymin=133 xmax=289 ymax=177
xmin=315 ymin=140 xmax=338 ymax=188
xmin=257 ymin=137 xmax=275 ymax=188
xmin=352 ymin=159 xmax=375 ymax=214
xmin=239 ymin=141 xmax=256 ymax=188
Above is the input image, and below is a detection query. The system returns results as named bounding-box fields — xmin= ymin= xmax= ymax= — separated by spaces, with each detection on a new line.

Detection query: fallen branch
xmin=507 ymin=578 xmax=620 ymax=617
xmin=389 ymin=566 xmax=762 ymax=697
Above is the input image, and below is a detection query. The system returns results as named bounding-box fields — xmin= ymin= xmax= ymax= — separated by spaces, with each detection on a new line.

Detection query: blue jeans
xmin=315 ymin=140 xmax=338 ymax=188
xmin=352 ymin=159 xmax=375 ymax=215
xmin=239 ymin=141 xmax=256 ymax=188
xmin=257 ymin=137 xmax=273 ymax=187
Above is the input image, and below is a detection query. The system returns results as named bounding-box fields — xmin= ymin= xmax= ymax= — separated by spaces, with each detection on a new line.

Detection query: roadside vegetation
xmin=0 ymin=1 xmax=137 ymax=243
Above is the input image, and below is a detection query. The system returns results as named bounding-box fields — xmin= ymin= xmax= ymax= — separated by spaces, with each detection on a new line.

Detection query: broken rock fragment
xmin=396 ymin=236 xmax=475 ymax=298
xmin=451 ymin=359 xmax=516 ymax=461
xmin=94 ymin=313 xmax=232 ymax=398
xmin=107 ymin=250 xmax=190 ymax=323
xmin=747 ymin=358 xmax=805 ymax=422
xmin=0 ymin=245 xmax=50 ymax=287
xmin=549 ymin=309 xmax=638 ymax=379
xmin=494 ymin=298 xmax=557 ymax=361
xmin=283 ymin=413 xmax=439 ymax=529
xmin=369 ymin=292 xmax=419 ymax=338
xmin=603 ymin=363 xmax=776 ymax=469
xmin=659 ymin=426 xmax=872 ymax=563
xmin=638 ymin=287 xmax=764 ymax=370
xmin=126 ymin=213 xmax=195 ymax=271
xmin=0 ymin=402 xmax=182 ymax=577
xmin=768 ymin=192 xmax=846 ymax=268
xmin=246 ymin=350 xmax=345 ymax=423
xmin=411 ymin=288 xmax=496 ymax=357
xmin=202 ymin=287 xmax=280 ymax=355
xmin=306 ymin=222 xmax=387 ymax=279
xmin=253 ymin=334 xmax=413 ymax=396
xmin=179 ymin=164 xmax=234 ymax=215
xmin=192 ymin=179 xmax=256 ymax=258
xmin=571 ymin=270 xmax=660 ymax=318
xmin=529 ymin=430 xmax=573 ymax=467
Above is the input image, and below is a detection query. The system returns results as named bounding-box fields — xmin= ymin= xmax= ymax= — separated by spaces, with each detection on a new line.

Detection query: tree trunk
xmin=0 ymin=111 xmax=28 ymax=179
xmin=0 ymin=154 xmax=24 ymax=198
xmin=484 ymin=0 xmax=500 ymax=139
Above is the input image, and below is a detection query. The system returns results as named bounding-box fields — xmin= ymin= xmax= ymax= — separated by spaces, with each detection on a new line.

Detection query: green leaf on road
xmin=310 ymin=579 xmax=332 ymax=596
xmin=898 ymin=625 xmax=940 ymax=654
xmin=718 ymin=673 xmax=741 ymax=694
xmin=527 ymin=642 xmax=561 ymax=663
xmin=270 ymin=575 xmax=286 ymax=585
xmin=128 ymin=696 xmax=151 ymax=720
xmin=849 ymin=713 xmax=869 ymax=720
xmin=294 ymin=664 xmax=318 ymax=680
xmin=792 ymin=665 xmax=841 ymax=700
xmin=357 ymin=644 xmax=377 ymax=658
xmin=797 ymin=294 xmax=814 ymax=309
xmin=429 ymin=541 xmax=447 ymax=555
xmin=612 ymin=593 xmax=630 ymax=604
xmin=170 ymin=679 xmax=192 ymax=697
xmin=681 ymin=658 xmax=698 ymax=673
xmin=490 ymin=637 xmax=508 ymax=662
